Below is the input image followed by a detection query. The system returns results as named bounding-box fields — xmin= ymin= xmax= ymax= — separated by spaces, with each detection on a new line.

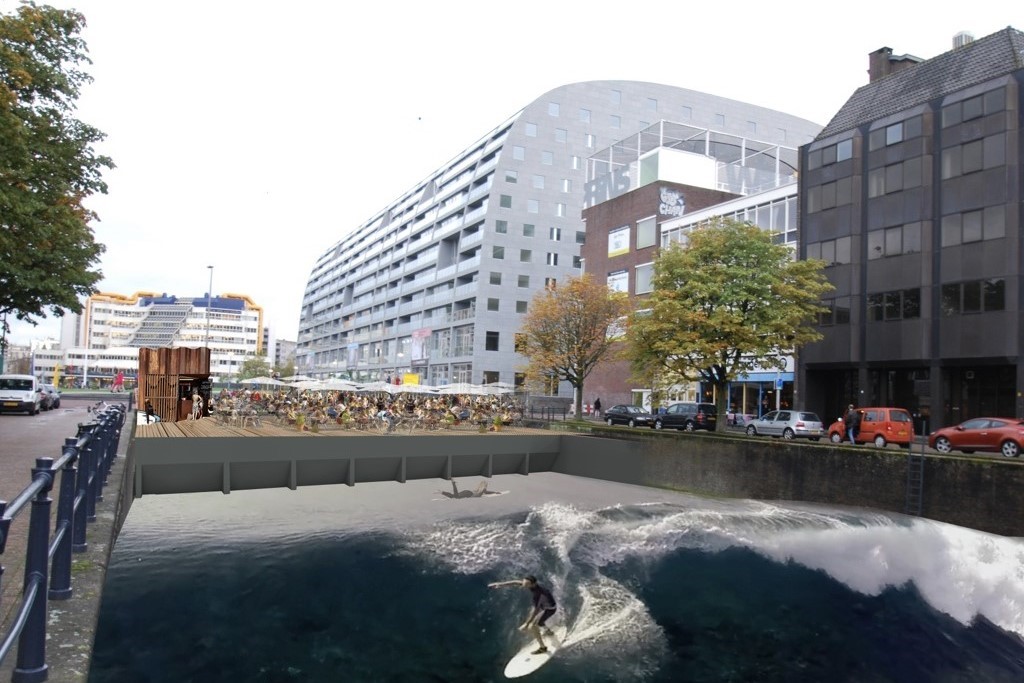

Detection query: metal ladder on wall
xmin=905 ymin=421 xmax=927 ymax=517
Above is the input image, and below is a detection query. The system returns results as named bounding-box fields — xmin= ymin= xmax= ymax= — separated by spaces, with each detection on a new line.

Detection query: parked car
xmin=745 ymin=410 xmax=824 ymax=440
xmin=928 ymin=417 xmax=1024 ymax=458
xmin=654 ymin=402 xmax=717 ymax=432
xmin=0 ymin=373 xmax=42 ymax=415
xmin=828 ymin=407 xmax=914 ymax=448
xmin=604 ymin=404 xmax=656 ymax=428
xmin=40 ymin=383 xmax=62 ymax=410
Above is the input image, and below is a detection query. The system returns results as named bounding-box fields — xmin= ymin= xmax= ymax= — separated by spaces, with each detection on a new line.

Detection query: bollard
xmin=49 ymin=439 xmax=80 ymax=600
xmin=13 ymin=458 xmax=55 ymax=683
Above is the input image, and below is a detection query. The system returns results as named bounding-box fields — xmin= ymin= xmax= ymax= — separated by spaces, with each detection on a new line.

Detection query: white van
xmin=0 ymin=374 xmax=43 ymax=415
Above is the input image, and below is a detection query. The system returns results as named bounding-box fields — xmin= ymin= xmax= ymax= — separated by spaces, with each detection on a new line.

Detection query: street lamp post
xmin=205 ymin=265 xmax=214 ymax=349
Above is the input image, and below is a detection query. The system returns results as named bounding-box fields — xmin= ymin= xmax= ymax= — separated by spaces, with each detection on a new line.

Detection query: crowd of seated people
xmin=208 ymin=388 xmax=525 ymax=432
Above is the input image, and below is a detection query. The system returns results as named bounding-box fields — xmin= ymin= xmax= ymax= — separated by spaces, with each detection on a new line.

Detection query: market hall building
xmin=797 ymin=28 xmax=1024 ymax=431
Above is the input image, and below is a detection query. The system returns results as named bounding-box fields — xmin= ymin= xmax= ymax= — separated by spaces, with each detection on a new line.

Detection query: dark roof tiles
xmin=818 ymin=27 xmax=1024 ymax=139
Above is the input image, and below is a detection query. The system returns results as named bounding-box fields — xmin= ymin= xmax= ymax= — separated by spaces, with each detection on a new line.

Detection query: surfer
xmin=440 ymin=479 xmax=501 ymax=499
xmin=488 ymin=575 xmax=557 ymax=654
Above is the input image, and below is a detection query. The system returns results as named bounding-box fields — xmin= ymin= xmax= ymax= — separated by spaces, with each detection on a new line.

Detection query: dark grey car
xmin=653 ymin=402 xmax=718 ymax=431
xmin=604 ymin=404 xmax=655 ymax=428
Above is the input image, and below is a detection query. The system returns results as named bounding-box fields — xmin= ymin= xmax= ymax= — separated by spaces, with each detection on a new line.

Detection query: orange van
xmin=827 ymin=407 xmax=915 ymax=448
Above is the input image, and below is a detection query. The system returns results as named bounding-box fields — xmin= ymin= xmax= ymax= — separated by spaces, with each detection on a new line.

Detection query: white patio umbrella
xmin=392 ymin=384 xmax=438 ymax=394
xmin=357 ymin=381 xmax=395 ymax=394
xmin=280 ymin=374 xmax=314 ymax=382
xmin=240 ymin=376 xmax=285 ymax=387
xmin=436 ymin=382 xmax=481 ymax=395
xmin=290 ymin=379 xmax=328 ymax=391
xmin=323 ymin=378 xmax=361 ymax=391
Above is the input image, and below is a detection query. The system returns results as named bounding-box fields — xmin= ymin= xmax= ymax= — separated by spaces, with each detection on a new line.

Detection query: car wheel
xmin=54 ymin=400 xmax=60 ymax=409
xmin=606 ymin=418 xmax=614 ymax=426
xmin=628 ymin=419 xmax=636 ymax=428
xmin=1000 ymin=440 xmax=1020 ymax=458
xmin=829 ymin=432 xmax=843 ymax=444
xmin=654 ymin=420 xmax=663 ymax=430
xmin=873 ymin=435 xmax=887 ymax=448
xmin=745 ymin=425 xmax=758 ymax=436
xmin=684 ymin=421 xmax=695 ymax=432
xmin=782 ymin=428 xmax=795 ymax=440
xmin=934 ymin=436 xmax=953 ymax=454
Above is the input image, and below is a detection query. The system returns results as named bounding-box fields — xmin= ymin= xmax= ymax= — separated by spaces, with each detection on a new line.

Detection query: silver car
xmin=745 ymin=410 xmax=824 ymax=441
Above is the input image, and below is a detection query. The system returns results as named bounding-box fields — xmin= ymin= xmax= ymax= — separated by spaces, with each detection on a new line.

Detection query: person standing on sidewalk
xmin=593 ymin=397 xmax=602 ymax=419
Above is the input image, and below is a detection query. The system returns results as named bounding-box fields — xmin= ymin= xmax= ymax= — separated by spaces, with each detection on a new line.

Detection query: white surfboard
xmin=503 ymin=626 xmax=568 ymax=679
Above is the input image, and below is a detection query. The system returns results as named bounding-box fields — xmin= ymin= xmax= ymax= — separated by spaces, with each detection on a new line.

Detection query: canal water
xmin=88 ymin=473 xmax=1024 ymax=682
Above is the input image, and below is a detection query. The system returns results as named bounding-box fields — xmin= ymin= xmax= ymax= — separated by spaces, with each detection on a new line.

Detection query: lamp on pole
xmin=205 ymin=265 xmax=214 ymax=349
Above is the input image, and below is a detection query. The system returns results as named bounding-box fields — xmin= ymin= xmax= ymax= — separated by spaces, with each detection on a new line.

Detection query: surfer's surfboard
xmin=503 ymin=626 xmax=568 ymax=679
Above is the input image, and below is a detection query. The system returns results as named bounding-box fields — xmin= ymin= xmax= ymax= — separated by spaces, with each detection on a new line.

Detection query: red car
xmin=928 ymin=417 xmax=1024 ymax=458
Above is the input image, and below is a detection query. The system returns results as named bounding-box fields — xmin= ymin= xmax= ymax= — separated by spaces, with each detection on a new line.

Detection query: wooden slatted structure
xmin=138 ymin=347 xmax=211 ymax=423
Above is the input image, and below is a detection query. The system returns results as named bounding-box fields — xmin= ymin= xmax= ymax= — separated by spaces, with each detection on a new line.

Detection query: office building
xmin=297 ymin=80 xmax=820 ymax=392
xmin=798 ymin=27 xmax=1024 ymax=429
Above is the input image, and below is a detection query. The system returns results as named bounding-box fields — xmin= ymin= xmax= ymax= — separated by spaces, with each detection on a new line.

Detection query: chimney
xmin=868 ymin=47 xmax=894 ymax=82
xmin=953 ymin=31 xmax=974 ymax=48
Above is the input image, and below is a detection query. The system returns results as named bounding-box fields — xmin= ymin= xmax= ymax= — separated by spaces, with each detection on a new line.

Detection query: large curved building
xmin=297 ymin=80 xmax=821 ymax=390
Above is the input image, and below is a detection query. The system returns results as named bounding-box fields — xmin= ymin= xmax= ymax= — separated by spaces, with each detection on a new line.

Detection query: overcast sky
xmin=4 ymin=0 xmax=1016 ymax=347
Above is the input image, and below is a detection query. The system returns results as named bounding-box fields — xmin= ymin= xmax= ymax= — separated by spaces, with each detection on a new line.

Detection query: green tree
xmin=0 ymin=3 xmax=113 ymax=346
xmin=624 ymin=218 xmax=833 ymax=430
xmin=518 ymin=274 xmax=631 ymax=419
xmin=237 ymin=355 xmax=271 ymax=381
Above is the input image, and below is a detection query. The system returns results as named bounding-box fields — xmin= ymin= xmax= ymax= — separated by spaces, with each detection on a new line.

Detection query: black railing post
xmin=49 ymin=439 xmax=80 ymax=600
xmin=12 ymin=458 xmax=55 ymax=683
xmin=83 ymin=433 xmax=99 ymax=523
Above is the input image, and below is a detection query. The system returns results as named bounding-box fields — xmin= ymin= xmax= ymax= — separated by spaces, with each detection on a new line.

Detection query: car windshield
xmin=0 ymin=378 xmax=32 ymax=391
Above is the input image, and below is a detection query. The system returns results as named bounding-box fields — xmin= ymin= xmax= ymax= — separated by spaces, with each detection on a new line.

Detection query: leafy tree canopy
xmin=237 ymin=355 xmax=271 ymax=381
xmin=518 ymin=274 xmax=631 ymax=417
xmin=624 ymin=218 xmax=833 ymax=425
xmin=0 ymin=2 xmax=113 ymax=339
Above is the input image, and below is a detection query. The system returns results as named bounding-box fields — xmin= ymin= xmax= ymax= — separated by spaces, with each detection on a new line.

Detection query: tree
xmin=237 ymin=355 xmax=271 ymax=381
xmin=624 ymin=218 xmax=833 ymax=430
xmin=518 ymin=274 xmax=631 ymax=419
xmin=0 ymin=4 xmax=113 ymax=345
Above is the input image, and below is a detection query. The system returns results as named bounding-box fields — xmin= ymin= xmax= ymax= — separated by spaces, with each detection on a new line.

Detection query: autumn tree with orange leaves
xmin=518 ymin=275 xmax=631 ymax=419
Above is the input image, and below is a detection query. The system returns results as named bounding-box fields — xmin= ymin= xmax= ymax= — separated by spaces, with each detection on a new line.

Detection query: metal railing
xmin=0 ymin=403 xmax=127 ymax=682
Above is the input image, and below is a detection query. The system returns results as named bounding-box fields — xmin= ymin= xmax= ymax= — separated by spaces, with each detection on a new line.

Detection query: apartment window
xmin=492 ymin=246 xmax=504 ymax=259
xmin=715 ymin=113 xmax=725 ymax=127
xmin=611 ymin=89 xmax=621 ymax=105
xmin=635 ymin=263 xmax=654 ymax=294
xmin=527 ymin=199 xmax=539 ymax=214
xmin=549 ymin=227 xmax=561 ymax=241
xmin=572 ymin=256 xmax=581 ymax=268
xmin=525 ymin=122 xmax=537 ymax=137
xmin=585 ymin=134 xmax=595 ymax=148
xmin=942 ymin=279 xmax=1005 ymax=315
xmin=500 ymin=194 xmax=512 ymax=208
xmin=646 ymin=97 xmax=657 ymax=111
xmin=517 ymin=275 xmax=529 ymax=288
xmin=512 ymin=146 xmax=525 ymax=161
xmin=942 ymin=133 xmax=1005 ymax=179
xmin=819 ymin=296 xmax=852 ymax=326
xmin=532 ymin=174 xmax=545 ymax=189
xmin=544 ymin=277 xmax=557 ymax=290
xmin=579 ymin=108 xmax=591 ymax=123
xmin=522 ymin=223 xmax=535 ymax=237
xmin=942 ymin=87 xmax=1005 ymax=127
xmin=546 ymin=253 xmax=558 ymax=266
xmin=541 ymin=151 xmax=553 ymax=165
xmin=554 ymin=128 xmax=567 ymax=142
xmin=636 ymin=216 xmax=656 ymax=249
xmin=941 ymin=207 xmax=1005 ymax=246
xmin=505 ymin=170 xmax=517 ymax=183
xmin=495 ymin=219 xmax=507 ymax=234
xmin=487 ymin=298 xmax=499 ymax=312
xmin=836 ymin=139 xmax=853 ymax=162
xmin=561 ymin=178 xmax=571 ymax=193
xmin=571 ymin=156 xmax=581 ymax=170
xmin=575 ymin=231 xmax=586 ymax=245
xmin=555 ymin=203 xmax=566 ymax=217
xmin=520 ymin=249 xmax=532 ymax=263
xmin=747 ymin=121 xmax=757 ymax=134
xmin=516 ymin=301 xmax=528 ymax=314
xmin=867 ymin=288 xmax=921 ymax=321
xmin=489 ymin=272 xmax=502 ymax=285
xmin=610 ymin=114 xmax=621 ymax=128
xmin=680 ymin=105 xmax=692 ymax=120
xmin=485 ymin=331 xmax=499 ymax=351
xmin=548 ymin=102 xmax=559 ymax=117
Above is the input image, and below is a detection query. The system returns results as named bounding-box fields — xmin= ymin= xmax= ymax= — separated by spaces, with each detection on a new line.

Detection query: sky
xmin=4 ymin=0 xmax=1016 ymax=347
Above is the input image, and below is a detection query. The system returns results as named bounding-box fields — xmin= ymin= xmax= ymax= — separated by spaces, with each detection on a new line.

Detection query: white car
xmin=745 ymin=410 xmax=824 ymax=440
